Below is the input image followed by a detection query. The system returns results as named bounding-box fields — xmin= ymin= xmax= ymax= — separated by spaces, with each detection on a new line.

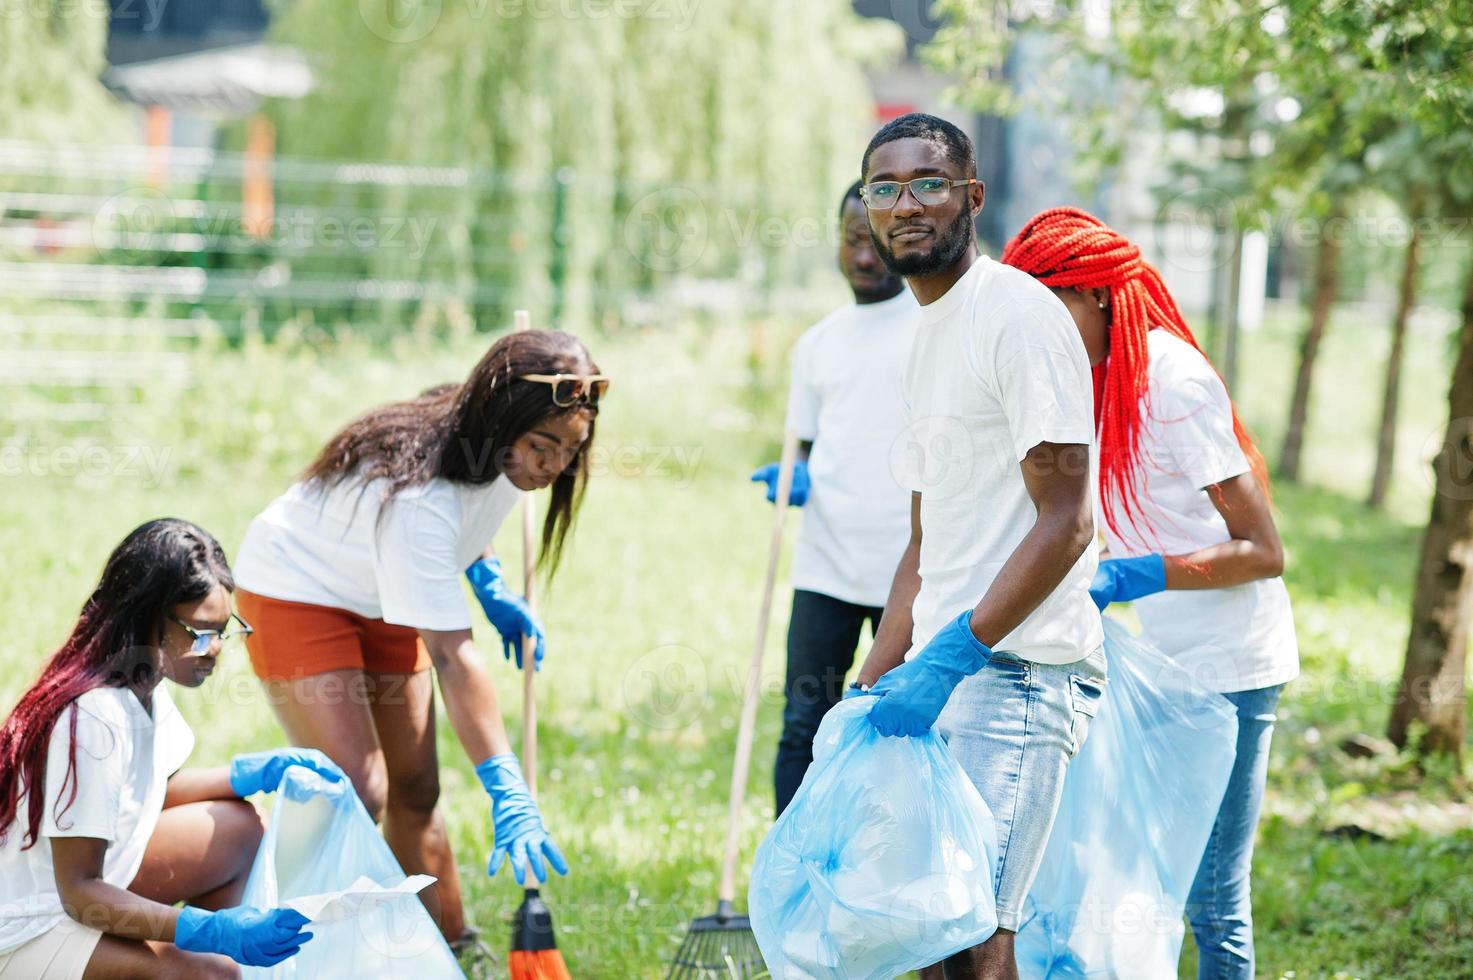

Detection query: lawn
xmin=2 ymin=301 xmax=1470 ymax=978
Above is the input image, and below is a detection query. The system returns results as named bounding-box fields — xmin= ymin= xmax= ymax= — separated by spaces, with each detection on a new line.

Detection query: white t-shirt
xmin=896 ymin=256 xmax=1103 ymax=665
xmin=234 ymin=474 xmax=522 ymax=631
xmin=785 ymin=290 xmax=920 ymax=608
xmin=0 ymin=686 xmax=194 ymax=953
xmin=1103 ymin=330 xmax=1299 ymax=693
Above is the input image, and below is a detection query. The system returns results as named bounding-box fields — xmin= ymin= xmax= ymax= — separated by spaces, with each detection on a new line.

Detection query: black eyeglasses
xmin=168 ymin=613 xmax=253 ymax=656
xmin=519 ymin=373 xmax=610 ymax=408
xmin=860 ymin=177 xmax=979 ymax=210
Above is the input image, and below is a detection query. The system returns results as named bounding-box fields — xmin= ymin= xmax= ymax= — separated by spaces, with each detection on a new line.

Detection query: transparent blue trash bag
xmin=750 ymin=697 xmax=998 ymax=979
xmin=1016 ymin=618 xmax=1239 ymax=978
xmin=240 ymin=766 xmax=464 ymax=979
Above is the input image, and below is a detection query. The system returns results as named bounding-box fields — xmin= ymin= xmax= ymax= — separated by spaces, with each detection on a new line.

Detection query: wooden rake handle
xmin=717 ymin=427 xmax=800 ymax=906
xmin=515 ymin=308 xmax=539 ymax=800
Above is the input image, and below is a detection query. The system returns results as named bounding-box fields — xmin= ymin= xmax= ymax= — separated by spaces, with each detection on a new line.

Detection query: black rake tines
xmin=666 ymin=904 xmax=767 ymax=980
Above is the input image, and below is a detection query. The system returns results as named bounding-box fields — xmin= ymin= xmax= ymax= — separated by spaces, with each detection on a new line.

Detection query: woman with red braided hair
xmin=1003 ymin=207 xmax=1299 ymax=980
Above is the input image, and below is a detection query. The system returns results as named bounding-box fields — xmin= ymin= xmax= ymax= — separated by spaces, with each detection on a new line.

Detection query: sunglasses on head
xmin=519 ymin=373 xmax=610 ymax=408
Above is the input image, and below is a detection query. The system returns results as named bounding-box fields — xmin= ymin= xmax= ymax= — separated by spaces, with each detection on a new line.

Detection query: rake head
xmin=666 ymin=901 xmax=766 ymax=979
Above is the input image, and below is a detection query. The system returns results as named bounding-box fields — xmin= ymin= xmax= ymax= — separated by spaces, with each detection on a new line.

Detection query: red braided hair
xmin=1000 ymin=206 xmax=1268 ymax=545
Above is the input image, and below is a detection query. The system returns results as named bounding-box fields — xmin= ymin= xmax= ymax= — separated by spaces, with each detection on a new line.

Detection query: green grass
xmin=2 ymin=304 xmax=1470 ymax=978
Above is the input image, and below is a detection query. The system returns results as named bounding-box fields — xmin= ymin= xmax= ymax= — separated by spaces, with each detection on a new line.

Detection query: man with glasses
xmin=750 ymin=180 xmax=919 ymax=816
xmin=848 ymin=114 xmax=1105 ymax=980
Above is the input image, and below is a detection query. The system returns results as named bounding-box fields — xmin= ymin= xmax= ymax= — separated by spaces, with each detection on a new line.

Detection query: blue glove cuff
xmin=942 ymin=609 xmax=993 ymax=676
xmin=174 ymin=906 xmax=212 ymax=949
xmin=1114 ymin=554 xmax=1167 ymax=602
xmin=475 ymin=753 xmax=526 ymax=795
xmin=466 ymin=556 xmax=504 ymax=588
xmin=1140 ymin=553 xmax=1167 ymax=592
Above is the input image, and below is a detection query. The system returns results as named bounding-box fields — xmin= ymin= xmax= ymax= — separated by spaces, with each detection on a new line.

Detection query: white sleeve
xmin=1155 ymin=374 xmax=1251 ymax=489
xmin=784 ymin=333 xmax=821 ymax=441
xmin=983 ymin=297 xmax=1096 ymax=461
xmin=40 ymin=703 xmax=123 ymax=841
xmin=374 ymin=487 xmax=474 ymax=632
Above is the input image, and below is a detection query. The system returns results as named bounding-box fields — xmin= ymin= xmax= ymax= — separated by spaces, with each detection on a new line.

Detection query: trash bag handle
xmin=718 ymin=427 xmax=800 ymax=905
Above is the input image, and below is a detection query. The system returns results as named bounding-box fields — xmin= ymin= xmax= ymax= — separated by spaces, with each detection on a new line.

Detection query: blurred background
xmin=3 ymin=2 xmax=1471 ymax=976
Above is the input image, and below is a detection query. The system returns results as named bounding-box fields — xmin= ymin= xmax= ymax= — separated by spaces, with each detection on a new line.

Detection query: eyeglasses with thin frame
xmin=168 ymin=613 xmax=253 ymax=656
xmin=860 ymin=177 xmax=979 ymax=211
xmin=519 ymin=373 xmax=610 ymax=408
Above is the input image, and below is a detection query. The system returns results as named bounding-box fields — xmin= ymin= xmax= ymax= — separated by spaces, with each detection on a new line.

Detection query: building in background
xmin=853 ymin=0 xmax=1269 ymax=362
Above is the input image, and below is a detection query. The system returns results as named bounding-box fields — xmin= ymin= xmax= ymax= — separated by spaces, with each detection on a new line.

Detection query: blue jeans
xmin=774 ymin=589 xmax=884 ymax=814
xmin=935 ymin=646 xmax=1107 ymax=932
xmin=1186 ymin=684 xmax=1283 ymax=979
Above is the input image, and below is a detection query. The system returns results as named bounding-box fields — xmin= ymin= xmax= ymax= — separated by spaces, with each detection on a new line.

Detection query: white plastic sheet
xmin=240 ymin=767 xmax=464 ymax=979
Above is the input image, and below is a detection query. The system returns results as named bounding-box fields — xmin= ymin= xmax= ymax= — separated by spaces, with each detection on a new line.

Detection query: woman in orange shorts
xmin=231 ymin=329 xmax=608 ymax=951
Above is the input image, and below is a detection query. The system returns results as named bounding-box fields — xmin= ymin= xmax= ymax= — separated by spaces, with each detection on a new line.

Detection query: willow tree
xmin=263 ymin=0 xmax=899 ymax=332
xmin=0 ymin=1 xmax=125 ymax=141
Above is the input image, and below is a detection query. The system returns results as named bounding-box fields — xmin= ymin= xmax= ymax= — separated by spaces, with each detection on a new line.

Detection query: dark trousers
xmin=773 ymin=588 xmax=885 ymax=815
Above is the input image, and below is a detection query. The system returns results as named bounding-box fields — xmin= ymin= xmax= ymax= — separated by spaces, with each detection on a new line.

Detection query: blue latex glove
xmin=749 ymin=459 xmax=811 ymax=507
xmin=229 ymin=748 xmax=345 ymax=798
xmin=466 ymin=557 xmax=546 ymax=670
xmin=867 ymin=609 xmax=993 ymax=738
xmin=842 ymin=682 xmax=869 ymax=700
xmin=174 ymin=905 xmax=312 ymax=967
xmin=1089 ymin=554 xmax=1168 ymax=610
xmin=476 ymin=754 xmax=570 ymax=886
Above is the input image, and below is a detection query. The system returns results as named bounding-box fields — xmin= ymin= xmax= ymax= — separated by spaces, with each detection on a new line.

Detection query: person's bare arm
xmin=1164 ymin=472 xmax=1285 ymax=589
xmin=162 ymin=768 xmax=235 ymax=808
xmin=855 ymin=492 xmax=923 ymax=686
xmin=967 ymin=442 xmax=1094 ymax=647
xmin=418 ymin=628 xmax=514 ymax=763
xmin=52 ymin=837 xmax=179 ymax=942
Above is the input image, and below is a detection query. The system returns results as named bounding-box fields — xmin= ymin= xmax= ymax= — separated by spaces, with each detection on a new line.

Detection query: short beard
xmin=874 ymin=207 xmax=975 ymax=278
xmin=852 ymin=276 xmax=905 ymax=304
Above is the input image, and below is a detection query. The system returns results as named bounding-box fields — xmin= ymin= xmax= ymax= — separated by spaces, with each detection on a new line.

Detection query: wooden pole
xmin=515 ymin=308 xmax=538 ymax=799
xmin=716 ymin=428 xmax=799 ymax=908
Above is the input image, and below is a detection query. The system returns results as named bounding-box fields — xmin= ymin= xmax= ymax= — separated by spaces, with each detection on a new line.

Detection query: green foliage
xmin=244 ymin=1 xmax=903 ymax=333
xmin=927 ymin=0 xmax=1473 ymax=221
xmin=0 ymin=1 xmax=127 ymax=142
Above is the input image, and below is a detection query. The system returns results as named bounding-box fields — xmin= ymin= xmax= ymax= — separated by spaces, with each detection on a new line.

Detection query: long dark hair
xmin=0 ymin=519 xmax=233 ymax=849
xmin=301 ymin=330 xmax=600 ymax=574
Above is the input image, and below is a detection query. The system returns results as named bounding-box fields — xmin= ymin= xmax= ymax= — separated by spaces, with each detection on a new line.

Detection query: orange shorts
xmin=236 ymin=588 xmax=431 ymax=680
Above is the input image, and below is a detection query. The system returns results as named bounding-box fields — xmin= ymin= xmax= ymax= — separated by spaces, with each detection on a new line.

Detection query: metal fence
xmin=0 ymin=138 xmax=846 ymax=435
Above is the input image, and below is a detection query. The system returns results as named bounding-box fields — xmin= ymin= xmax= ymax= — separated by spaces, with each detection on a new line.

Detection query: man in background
xmin=750 ymin=180 xmax=919 ymax=814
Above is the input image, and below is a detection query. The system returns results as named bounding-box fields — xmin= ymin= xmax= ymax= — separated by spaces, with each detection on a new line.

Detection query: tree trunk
xmin=1278 ymin=213 xmax=1343 ymax=481
xmin=1368 ymin=205 xmax=1424 ymax=509
xmin=1387 ymin=259 xmax=1473 ymax=762
xmin=1221 ymin=225 xmax=1244 ymax=396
